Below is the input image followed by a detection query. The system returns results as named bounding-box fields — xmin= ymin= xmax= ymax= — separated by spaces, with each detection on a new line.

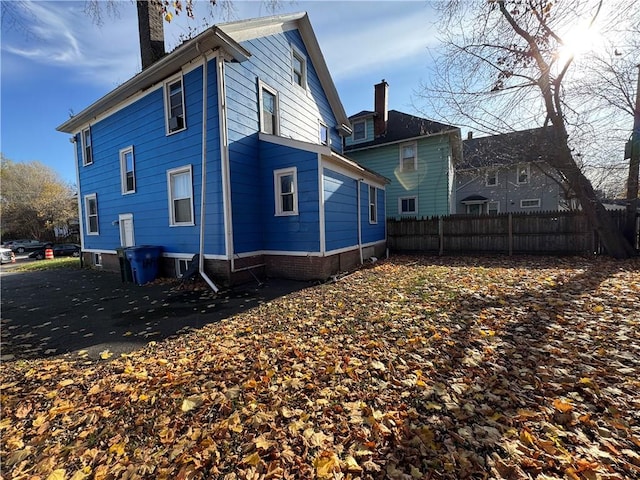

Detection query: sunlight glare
xmin=557 ymin=21 xmax=604 ymax=67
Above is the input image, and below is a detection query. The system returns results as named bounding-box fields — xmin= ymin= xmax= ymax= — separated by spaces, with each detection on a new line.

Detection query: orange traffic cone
xmin=45 ymin=248 xmax=54 ymax=260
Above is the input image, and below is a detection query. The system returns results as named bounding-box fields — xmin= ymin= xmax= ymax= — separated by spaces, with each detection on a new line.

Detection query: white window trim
xmin=487 ymin=201 xmax=500 ymax=214
xmin=466 ymin=203 xmax=483 ymax=214
xmin=520 ymin=198 xmax=541 ymax=208
xmin=353 ymin=120 xmax=366 ymax=141
xmin=164 ymin=75 xmax=186 ymax=135
xmin=274 ymin=167 xmax=298 ymax=216
xmin=175 ymin=258 xmax=190 ymax=278
xmin=517 ymin=163 xmax=530 ymax=184
xmin=319 ymin=121 xmax=329 ymax=146
xmin=398 ymin=196 xmax=418 ymax=215
xmin=291 ymin=45 xmax=307 ymax=90
xmin=119 ymin=145 xmax=135 ymax=194
xmin=258 ymin=80 xmax=280 ymax=136
xmin=485 ymin=169 xmax=498 ymax=186
xmin=93 ymin=253 xmax=102 ymax=267
xmin=369 ymin=185 xmax=378 ymax=224
xmin=167 ymin=165 xmax=195 ymax=226
xmin=84 ymin=193 xmax=99 ymax=235
xmin=82 ymin=127 xmax=93 ymax=166
xmin=399 ymin=142 xmax=418 ymax=172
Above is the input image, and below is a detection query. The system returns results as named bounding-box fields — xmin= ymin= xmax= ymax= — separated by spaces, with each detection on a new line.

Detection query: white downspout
xmin=197 ymin=43 xmax=219 ymax=293
xmin=357 ymin=179 xmax=364 ymax=264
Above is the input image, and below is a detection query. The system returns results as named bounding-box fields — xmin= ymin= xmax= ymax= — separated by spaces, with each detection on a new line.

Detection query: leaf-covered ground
xmin=1 ymin=255 xmax=639 ymax=480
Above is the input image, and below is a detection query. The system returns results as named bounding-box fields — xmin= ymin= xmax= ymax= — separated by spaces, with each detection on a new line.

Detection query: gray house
xmin=455 ymin=128 xmax=571 ymax=214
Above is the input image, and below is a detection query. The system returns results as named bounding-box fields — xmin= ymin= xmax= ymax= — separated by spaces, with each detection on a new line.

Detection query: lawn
xmin=1 ymin=256 xmax=639 ymax=479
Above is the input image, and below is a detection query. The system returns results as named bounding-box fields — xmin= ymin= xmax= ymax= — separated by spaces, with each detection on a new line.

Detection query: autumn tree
xmin=0 ymin=156 xmax=78 ymax=241
xmin=421 ymin=0 xmax=638 ymax=258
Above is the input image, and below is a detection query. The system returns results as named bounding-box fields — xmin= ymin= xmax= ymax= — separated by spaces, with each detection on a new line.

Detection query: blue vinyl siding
xmin=78 ymin=62 xmax=226 ymax=255
xmin=259 ymin=141 xmax=320 ymax=252
xmin=361 ymin=183 xmax=386 ymax=244
xmin=225 ymin=28 xmax=343 ymax=254
xmin=323 ymin=169 xmax=358 ymax=251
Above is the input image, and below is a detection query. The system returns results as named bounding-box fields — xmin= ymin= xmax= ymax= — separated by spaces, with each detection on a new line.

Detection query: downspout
xmin=71 ymin=135 xmax=84 ymax=266
xmin=196 ymin=43 xmax=219 ymax=293
xmin=357 ymin=179 xmax=364 ymax=264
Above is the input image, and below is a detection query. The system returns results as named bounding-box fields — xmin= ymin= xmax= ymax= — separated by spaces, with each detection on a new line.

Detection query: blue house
xmin=344 ymin=81 xmax=461 ymax=219
xmin=57 ymin=13 xmax=387 ymax=285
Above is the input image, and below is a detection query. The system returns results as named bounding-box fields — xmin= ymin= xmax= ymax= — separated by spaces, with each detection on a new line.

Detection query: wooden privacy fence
xmin=387 ymin=210 xmax=638 ymax=255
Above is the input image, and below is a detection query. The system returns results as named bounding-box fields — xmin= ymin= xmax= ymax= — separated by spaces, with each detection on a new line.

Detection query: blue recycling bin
xmin=125 ymin=246 xmax=163 ymax=285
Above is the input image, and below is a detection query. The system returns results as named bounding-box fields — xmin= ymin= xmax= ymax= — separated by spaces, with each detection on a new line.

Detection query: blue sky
xmin=1 ymin=0 xmax=440 ymax=185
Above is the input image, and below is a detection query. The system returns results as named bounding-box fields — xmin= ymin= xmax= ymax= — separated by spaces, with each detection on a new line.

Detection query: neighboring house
xmin=57 ymin=12 xmax=387 ymax=285
xmin=344 ymin=81 xmax=461 ymax=219
xmin=456 ymin=127 xmax=570 ymax=214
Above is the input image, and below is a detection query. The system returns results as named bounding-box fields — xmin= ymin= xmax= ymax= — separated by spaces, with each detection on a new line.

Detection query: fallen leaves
xmin=1 ymin=255 xmax=639 ymax=479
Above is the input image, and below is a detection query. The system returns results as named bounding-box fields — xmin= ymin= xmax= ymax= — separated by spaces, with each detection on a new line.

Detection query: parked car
xmin=29 ymin=244 xmax=81 ymax=260
xmin=0 ymin=248 xmax=16 ymax=264
xmin=5 ymin=239 xmax=48 ymax=253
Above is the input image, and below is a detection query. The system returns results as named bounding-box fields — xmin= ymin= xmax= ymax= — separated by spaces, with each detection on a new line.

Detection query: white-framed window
xmin=167 ymin=165 xmax=194 ymax=226
xmin=520 ymin=198 xmax=541 ymax=208
xmin=369 ymin=185 xmax=377 ymax=224
xmin=82 ymin=127 xmax=93 ymax=166
xmin=487 ymin=201 xmax=500 ymax=215
xmin=84 ymin=193 xmax=99 ymax=235
xmin=165 ymin=76 xmax=186 ymax=134
xmin=517 ymin=164 xmax=530 ymax=184
xmin=291 ymin=46 xmax=307 ymax=89
xmin=93 ymin=253 xmax=102 ymax=267
xmin=399 ymin=196 xmax=417 ymax=215
xmin=486 ymin=169 xmax=498 ymax=186
xmin=274 ymin=167 xmax=298 ymax=216
xmin=353 ymin=120 xmax=366 ymax=141
xmin=399 ymin=142 xmax=417 ymax=172
xmin=175 ymin=258 xmax=190 ymax=278
xmin=120 ymin=146 xmax=135 ymax=194
xmin=319 ymin=122 xmax=329 ymax=146
xmin=466 ymin=203 xmax=482 ymax=215
xmin=259 ymin=81 xmax=279 ymax=135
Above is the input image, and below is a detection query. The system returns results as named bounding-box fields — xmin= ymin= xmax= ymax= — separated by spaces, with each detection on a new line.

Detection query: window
xmin=84 ymin=194 xmax=99 ymax=235
xmin=120 ymin=146 xmax=135 ymax=194
xmin=466 ymin=203 xmax=482 ymax=215
xmin=274 ymin=167 xmax=298 ymax=216
xmin=487 ymin=201 xmax=500 ymax=215
xmin=399 ymin=196 xmax=417 ymax=215
xmin=486 ymin=169 xmax=498 ymax=186
xmin=400 ymin=142 xmax=417 ymax=172
xmin=520 ymin=198 xmax=541 ymax=208
xmin=319 ymin=122 xmax=329 ymax=146
xmin=175 ymin=258 xmax=190 ymax=278
xmin=82 ymin=127 xmax=93 ymax=166
xmin=369 ymin=186 xmax=377 ymax=224
xmin=167 ymin=166 xmax=194 ymax=225
xmin=165 ymin=77 xmax=186 ymax=134
xmin=353 ymin=120 xmax=365 ymax=141
xmin=93 ymin=253 xmax=102 ymax=267
xmin=291 ymin=47 xmax=307 ymax=88
xmin=259 ymin=82 xmax=279 ymax=135
xmin=517 ymin=164 xmax=530 ymax=184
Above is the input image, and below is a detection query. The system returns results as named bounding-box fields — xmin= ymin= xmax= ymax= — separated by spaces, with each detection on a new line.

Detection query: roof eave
xmin=57 ymin=27 xmax=250 ymax=134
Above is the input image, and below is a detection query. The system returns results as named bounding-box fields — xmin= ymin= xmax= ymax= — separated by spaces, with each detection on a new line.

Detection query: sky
xmin=1 ymin=0 xmax=441 ymax=185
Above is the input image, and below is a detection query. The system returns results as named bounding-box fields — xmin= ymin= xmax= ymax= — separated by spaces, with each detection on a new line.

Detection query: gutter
xmin=196 ymin=43 xmax=219 ymax=293
xmin=345 ymin=128 xmax=461 ymax=153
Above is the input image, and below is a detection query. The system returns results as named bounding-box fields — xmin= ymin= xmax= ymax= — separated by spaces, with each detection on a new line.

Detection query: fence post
xmin=438 ymin=216 xmax=444 ymax=255
xmin=508 ymin=213 xmax=513 ymax=256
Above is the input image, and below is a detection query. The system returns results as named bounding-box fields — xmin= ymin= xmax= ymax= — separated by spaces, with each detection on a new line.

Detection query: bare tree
xmin=420 ymin=0 xmax=637 ymax=258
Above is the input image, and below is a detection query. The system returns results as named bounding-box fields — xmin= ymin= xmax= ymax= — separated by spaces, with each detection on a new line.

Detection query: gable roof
xmin=460 ymin=127 xmax=556 ymax=170
xmin=58 ymin=12 xmax=350 ymax=135
xmin=344 ymin=110 xmax=458 ymax=151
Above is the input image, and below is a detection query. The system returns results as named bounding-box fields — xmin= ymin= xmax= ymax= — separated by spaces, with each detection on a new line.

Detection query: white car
xmin=0 ymin=248 xmax=16 ymax=264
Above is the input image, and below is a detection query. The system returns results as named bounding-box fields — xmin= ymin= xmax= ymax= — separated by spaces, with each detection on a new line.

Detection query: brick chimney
xmin=374 ymin=80 xmax=388 ymax=137
xmin=137 ymin=0 xmax=165 ymax=70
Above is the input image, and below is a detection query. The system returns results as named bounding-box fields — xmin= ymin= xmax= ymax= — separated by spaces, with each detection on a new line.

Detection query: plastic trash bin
xmin=116 ymin=247 xmax=133 ymax=283
xmin=124 ymin=246 xmax=163 ymax=285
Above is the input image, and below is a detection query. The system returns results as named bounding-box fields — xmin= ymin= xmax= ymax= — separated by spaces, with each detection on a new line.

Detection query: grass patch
xmin=12 ymin=257 xmax=81 ymax=272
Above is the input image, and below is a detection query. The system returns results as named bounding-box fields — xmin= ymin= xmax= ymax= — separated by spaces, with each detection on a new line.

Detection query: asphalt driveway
xmin=0 ymin=267 xmax=307 ymax=362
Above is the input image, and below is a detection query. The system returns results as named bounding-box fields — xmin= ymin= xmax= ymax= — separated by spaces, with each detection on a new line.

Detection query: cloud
xmin=2 ymin=0 xmax=141 ymax=88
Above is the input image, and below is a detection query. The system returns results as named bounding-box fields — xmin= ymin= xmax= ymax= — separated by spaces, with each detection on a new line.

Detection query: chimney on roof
xmin=374 ymin=80 xmax=389 ymax=137
xmin=467 ymin=131 xmax=473 ymax=140
xmin=137 ymin=0 xmax=166 ymax=70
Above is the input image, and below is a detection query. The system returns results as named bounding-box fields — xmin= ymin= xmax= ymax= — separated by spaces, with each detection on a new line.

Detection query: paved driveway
xmin=1 ymin=268 xmax=306 ymax=362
